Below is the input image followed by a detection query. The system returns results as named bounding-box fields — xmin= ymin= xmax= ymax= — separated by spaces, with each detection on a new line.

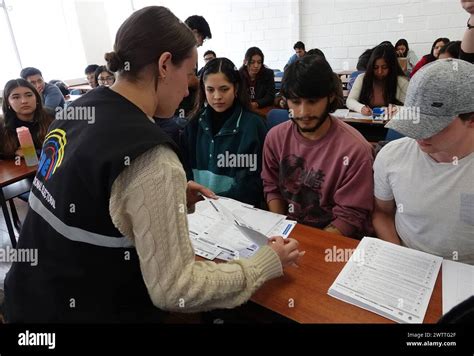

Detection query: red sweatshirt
xmin=262 ymin=117 xmax=374 ymax=237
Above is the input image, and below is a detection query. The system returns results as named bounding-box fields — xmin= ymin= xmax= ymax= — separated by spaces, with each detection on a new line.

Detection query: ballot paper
xmin=442 ymin=260 xmax=474 ymax=315
xmin=332 ymin=109 xmax=373 ymax=120
xmin=328 ymin=237 xmax=442 ymax=324
xmin=187 ymin=197 xmax=295 ymax=261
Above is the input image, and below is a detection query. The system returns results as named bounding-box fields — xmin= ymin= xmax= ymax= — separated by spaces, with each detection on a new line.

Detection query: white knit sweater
xmin=109 ymin=145 xmax=283 ymax=313
xmin=346 ymin=73 xmax=409 ymax=113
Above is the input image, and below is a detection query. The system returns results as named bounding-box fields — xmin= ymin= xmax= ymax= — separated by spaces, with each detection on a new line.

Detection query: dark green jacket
xmin=180 ymin=104 xmax=267 ymax=206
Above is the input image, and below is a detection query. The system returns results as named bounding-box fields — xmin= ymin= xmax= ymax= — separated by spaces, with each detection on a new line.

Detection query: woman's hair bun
xmin=104 ymin=51 xmax=123 ymax=72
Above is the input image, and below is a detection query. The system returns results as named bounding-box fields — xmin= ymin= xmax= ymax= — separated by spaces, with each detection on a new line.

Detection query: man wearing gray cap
xmin=372 ymin=58 xmax=474 ymax=264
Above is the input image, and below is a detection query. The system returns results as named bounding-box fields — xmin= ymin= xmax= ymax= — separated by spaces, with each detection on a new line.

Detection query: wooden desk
xmin=251 ymin=224 xmax=442 ymax=323
xmin=69 ymin=84 xmax=91 ymax=91
xmin=0 ymin=160 xmax=37 ymax=247
xmin=336 ymin=70 xmax=355 ymax=77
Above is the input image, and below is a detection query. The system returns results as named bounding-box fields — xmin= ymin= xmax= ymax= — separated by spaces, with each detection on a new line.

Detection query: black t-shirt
xmin=460 ymin=48 xmax=474 ymax=64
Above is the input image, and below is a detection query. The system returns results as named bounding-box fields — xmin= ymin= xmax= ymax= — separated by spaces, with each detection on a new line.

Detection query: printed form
xmin=328 ymin=237 xmax=442 ymax=323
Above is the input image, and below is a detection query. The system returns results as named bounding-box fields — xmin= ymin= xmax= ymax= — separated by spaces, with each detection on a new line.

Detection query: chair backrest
xmin=266 ymin=109 xmax=290 ymax=130
xmin=385 ymin=128 xmax=405 ymax=141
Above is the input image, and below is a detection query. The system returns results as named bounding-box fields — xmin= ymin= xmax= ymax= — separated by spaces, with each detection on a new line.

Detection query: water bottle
xmin=16 ymin=126 xmax=39 ymax=166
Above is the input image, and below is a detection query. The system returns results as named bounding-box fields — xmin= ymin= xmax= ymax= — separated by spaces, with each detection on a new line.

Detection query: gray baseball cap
xmin=385 ymin=58 xmax=474 ymax=140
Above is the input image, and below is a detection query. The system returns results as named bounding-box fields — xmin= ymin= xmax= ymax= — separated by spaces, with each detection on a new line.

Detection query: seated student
xmin=438 ymin=41 xmax=462 ymax=59
xmin=0 ymin=79 xmax=54 ymax=159
xmin=203 ymin=50 xmax=216 ymax=64
xmin=176 ymin=15 xmax=213 ymax=118
xmin=95 ymin=65 xmax=116 ymax=87
xmin=19 ymin=67 xmax=65 ymax=110
xmin=410 ymin=37 xmax=450 ymax=78
xmin=373 ymin=59 xmax=474 ymax=264
xmin=346 ymin=44 xmax=409 ymax=116
xmin=85 ymin=64 xmax=99 ymax=88
xmin=348 ymin=49 xmax=373 ymax=92
xmin=239 ymin=47 xmax=275 ymax=110
xmin=460 ymin=0 xmax=474 ymax=63
xmin=180 ymin=58 xmax=267 ymax=206
xmin=198 ymin=50 xmax=216 ymax=76
xmin=306 ymin=48 xmax=345 ymax=110
xmin=285 ymin=41 xmax=306 ymax=68
xmin=49 ymin=80 xmax=71 ymax=100
xmin=395 ymin=38 xmax=419 ymax=75
xmin=262 ymin=55 xmax=374 ymax=238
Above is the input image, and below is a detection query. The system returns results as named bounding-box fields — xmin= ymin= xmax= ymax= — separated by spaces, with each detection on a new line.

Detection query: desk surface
xmin=335 ymin=70 xmax=355 ymax=76
xmin=0 ymin=160 xmax=37 ymax=187
xmin=69 ymin=84 xmax=92 ymax=91
xmin=341 ymin=117 xmax=386 ymax=125
xmin=251 ymin=224 xmax=442 ymax=323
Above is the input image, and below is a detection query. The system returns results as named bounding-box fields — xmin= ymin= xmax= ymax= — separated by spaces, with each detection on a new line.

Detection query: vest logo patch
xmin=39 ymin=129 xmax=67 ymax=181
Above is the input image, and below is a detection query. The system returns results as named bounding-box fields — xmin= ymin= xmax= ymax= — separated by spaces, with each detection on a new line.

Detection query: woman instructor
xmin=5 ymin=6 xmax=302 ymax=323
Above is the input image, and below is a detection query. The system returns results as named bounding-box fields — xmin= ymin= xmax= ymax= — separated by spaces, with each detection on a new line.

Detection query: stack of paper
xmin=442 ymin=260 xmax=474 ymax=315
xmin=187 ymin=196 xmax=296 ymax=261
xmin=333 ymin=109 xmax=373 ymax=120
xmin=328 ymin=237 xmax=442 ymax=323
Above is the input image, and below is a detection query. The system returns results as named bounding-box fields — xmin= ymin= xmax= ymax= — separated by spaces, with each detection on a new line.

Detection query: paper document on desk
xmin=332 ymin=109 xmax=372 ymax=120
xmin=442 ymin=260 xmax=474 ymax=315
xmin=328 ymin=237 xmax=442 ymax=324
xmin=187 ymin=196 xmax=292 ymax=261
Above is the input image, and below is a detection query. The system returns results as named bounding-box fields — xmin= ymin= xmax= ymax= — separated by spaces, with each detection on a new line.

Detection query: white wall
xmin=300 ymin=0 xmax=468 ymax=70
xmin=132 ymin=0 xmax=468 ymax=71
xmin=3 ymin=0 xmax=469 ymax=88
xmin=133 ymin=0 xmax=298 ymax=71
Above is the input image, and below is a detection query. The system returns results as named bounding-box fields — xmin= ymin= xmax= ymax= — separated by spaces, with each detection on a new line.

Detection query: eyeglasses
xmin=98 ymin=76 xmax=115 ymax=83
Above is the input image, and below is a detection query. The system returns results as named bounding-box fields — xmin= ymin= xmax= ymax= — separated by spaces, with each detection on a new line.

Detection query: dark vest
xmin=5 ymin=87 xmax=180 ymax=323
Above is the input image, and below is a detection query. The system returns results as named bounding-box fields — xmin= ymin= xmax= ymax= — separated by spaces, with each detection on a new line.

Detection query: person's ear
xmin=464 ymin=116 xmax=474 ymax=129
xmin=157 ymin=52 xmax=172 ymax=80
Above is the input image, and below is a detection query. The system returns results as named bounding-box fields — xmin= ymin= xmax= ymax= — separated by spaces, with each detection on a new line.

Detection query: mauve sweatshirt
xmin=262 ymin=117 xmax=374 ymax=237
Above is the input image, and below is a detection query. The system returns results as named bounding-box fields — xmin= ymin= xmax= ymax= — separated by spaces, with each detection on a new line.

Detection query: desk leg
xmin=8 ymin=199 xmax=22 ymax=231
xmin=0 ymin=190 xmax=17 ymax=248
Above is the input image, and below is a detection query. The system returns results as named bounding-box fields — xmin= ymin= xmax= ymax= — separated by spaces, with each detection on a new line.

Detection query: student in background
xmin=203 ymin=50 xmax=216 ymax=64
xmin=5 ymin=6 xmax=301 ymax=323
xmin=286 ymin=41 xmax=306 ymax=68
xmin=0 ymin=79 xmax=54 ymax=159
xmin=395 ymin=39 xmax=418 ymax=75
xmin=176 ymin=15 xmax=213 ymax=118
xmin=305 ymin=48 xmax=345 ymax=110
xmin=438 ymin=41 xmax=462 ymax=59
xmin=181 ymin=58 xmax=267 ymax=206
xmin=49 ymin=80 xmax=71 ymax=100
xmin=185 ymin=15 xmax=212 ymax=47
xmin=373 ymin=59 xmax=474 ymax=264
xmin=347 ymin=49 xmax=373 ymax=92
xmin=346 ymin=44 xmax=408 ymax=116
xmin=239 ymin=47 xmax=275 ymax=110
xmin=262 ymin=55 xmax=374 ymax=238
xmin=410 ymin=37 xmax=449 ymax=78
xmin=95 ymin=65 xmax=116 ymax=87
xmin=19 ymin=67 xmax=65 ymax=110
xmin=198 ymin=50 xmax=216 ymax=76
xmin=85 ymin=64 xmax=99 ymax=88
xmin=460 ymin=0 xmax=474 ymax=63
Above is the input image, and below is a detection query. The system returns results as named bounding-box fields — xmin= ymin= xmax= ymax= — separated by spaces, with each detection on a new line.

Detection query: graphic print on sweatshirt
xmin=279 ymin=154 xmax=333 ymax=228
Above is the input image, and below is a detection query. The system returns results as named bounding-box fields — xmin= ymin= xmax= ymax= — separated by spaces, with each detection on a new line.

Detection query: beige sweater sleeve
xmin=109 ymin=145 xmax=283 ymax=313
